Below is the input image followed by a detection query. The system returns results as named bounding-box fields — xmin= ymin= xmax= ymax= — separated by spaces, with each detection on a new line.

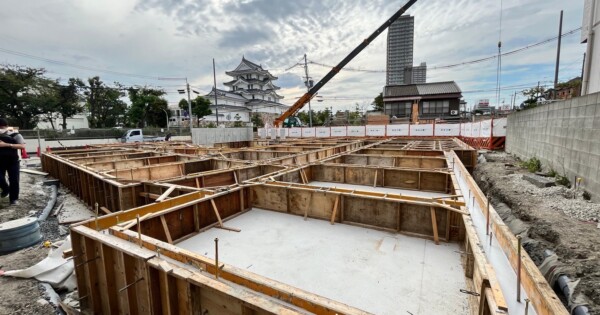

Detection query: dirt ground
xmin=475 ymin=151 xmax=600 ymax=313
xmin=1 ymin=164 xmax=89 ymax=315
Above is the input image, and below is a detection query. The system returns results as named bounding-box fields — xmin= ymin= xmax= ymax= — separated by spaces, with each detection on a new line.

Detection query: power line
xmin=307 ymin=27 xmax=583 ymax=73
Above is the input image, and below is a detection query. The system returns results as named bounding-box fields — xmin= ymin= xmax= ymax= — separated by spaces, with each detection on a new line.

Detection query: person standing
xmin=0 ymin=118 xmax=26 ymax=206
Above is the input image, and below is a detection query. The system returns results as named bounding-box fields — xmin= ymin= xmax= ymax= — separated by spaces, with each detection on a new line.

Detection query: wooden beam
xmin=430 ymin=207 xmax=439 ymax=245
xmin=330 ymin=195 xmax=340 ymax=225
xmin=210 ymin=199 xmax=223 ymax=227
xmin=156 ymin=186 xmax=176 ymax=203
xmin=373 ymin=169 xmax=378 ymax=187
xmin=160 ymin=215 xmax=173 ymax=244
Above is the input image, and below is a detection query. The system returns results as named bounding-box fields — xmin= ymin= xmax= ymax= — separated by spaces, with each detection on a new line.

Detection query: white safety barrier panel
xmin=434 ymin=124 xmax=461 ymax=136
xmin=278 ymin=128 xmax=287 ymax=140
xmin=386 ymin=124 xmax=409 ymax=136
xmin=347 ymin=126 xmax=366 ymax=137
xmin=330 ymin=126 xmax=347 ymax=137
xmin=366 ymin=125 xmax=386 ymax=137
xmin=315 ymin=127 xmax=331 ymax=138
xmin=289 ymin=128 xmax=302 ymax=138
xmin=270 ymin=128 xmax=277 ymax=140
xmin=410 ymin=124 xmax=434 ymax=136
xmin=301 ymin=128 xmax=316 ymax=138
xmin=471 ymin=122 xmax=481 ymax=138
xmin=258 ymin=128 xmax=267 ymax=139
xmin=492 ymin=118 xmax=507 ymax=137
xmin=480 ymin=120 xmax=492 ymax=137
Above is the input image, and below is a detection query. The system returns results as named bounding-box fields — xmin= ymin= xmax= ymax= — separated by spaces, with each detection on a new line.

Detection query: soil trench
xmin=474 ymin=152 xmax=600 ymax=313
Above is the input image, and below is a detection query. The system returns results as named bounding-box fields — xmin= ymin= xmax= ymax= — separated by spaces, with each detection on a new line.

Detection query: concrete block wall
xmin=191 ymin=127 xmax=253 ymax=146
xmin=506 ymin=92 xmax=600 ymax=200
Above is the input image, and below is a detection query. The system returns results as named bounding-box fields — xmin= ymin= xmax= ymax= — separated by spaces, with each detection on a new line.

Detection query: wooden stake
xmin=430 ymin=207 xmax=439 ymax=245
xmin=160 ymin=215 xmax=173 ymax=244
xmin=330 ymin=195 xmax=340 ymax=225
xmin=136 ymin=215 xmax=142 ymax=248
xmin=210 ymin=199 xmax=223 ymax=227
xmin=373 ymin=169 xmax=378 ymax=188
xmin=214 ymin=238 xmax=219 ymax=280
xmin=155 ymin=186 xmax=176 ymax=203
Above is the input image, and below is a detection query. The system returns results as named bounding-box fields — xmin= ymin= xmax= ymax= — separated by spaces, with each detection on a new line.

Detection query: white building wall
xmin=36 ymin=114 xmax=90 ymax=130
xmin=582 ymin=0 xmax=600 ymax=94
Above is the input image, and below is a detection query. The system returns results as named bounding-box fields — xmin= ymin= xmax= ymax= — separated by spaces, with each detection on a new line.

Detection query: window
xmin=421 ymin=100 xmax=449 ymax=115
xmin=248 ymin=84 xmax=254 ymax=90
xmin=130 ymin=130 xmax=141 ymax=136
xmin=384 ymin=102 xmax=411 ymax=117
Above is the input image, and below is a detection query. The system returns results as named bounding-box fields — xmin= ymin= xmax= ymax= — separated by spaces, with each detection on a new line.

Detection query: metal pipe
xmin=554 ymin=10 xmax=563 ymax=90
xmin=37 ymin=184 xmax=58 ymax=222
xmin=95 ymin=203 xmax=99 ymax=231
xmin=517 ymin=235 xmax=522 ymax=302
xmin=214 ymin=238 xmax=219 ymax=279
xmin=524 ymin=298 xmax=530 ymax=315
xmin=582 ymin=0 xmax=597 ymax=94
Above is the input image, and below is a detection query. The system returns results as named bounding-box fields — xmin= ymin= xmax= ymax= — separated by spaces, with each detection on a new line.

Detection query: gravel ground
xmin=1 ymin=167 xmax=88 ymax=314
xmin=475 ymin=151 xmax=600 ymax=313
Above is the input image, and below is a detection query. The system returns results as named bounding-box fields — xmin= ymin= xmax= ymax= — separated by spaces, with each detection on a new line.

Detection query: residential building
xmin=204 ymin=57 xmax=289 ymax=125
xmin=383 ymin=81 xmax=462 ymax=122
xmin=581 ymin=0 xmax=600 ymax=94
xmin=386 ymin=16 xmax=427 ymax=85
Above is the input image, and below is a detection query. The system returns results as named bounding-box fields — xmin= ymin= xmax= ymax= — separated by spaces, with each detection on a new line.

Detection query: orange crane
xmin=273 ymin=0 xmax=418 ymax=127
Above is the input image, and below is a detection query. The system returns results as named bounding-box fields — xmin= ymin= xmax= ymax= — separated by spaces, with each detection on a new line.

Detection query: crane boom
xmin=274 ymin=0 xmax=418 ymax=127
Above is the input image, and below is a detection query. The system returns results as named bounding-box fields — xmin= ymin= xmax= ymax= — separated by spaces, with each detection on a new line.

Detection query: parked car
xmin=120 ymin=129 xmax=166 ymax=143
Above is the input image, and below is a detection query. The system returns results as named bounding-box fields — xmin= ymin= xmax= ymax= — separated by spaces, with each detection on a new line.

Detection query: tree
xmin=55 ymin=78 xmax=85 ymax=130
xmin=83 ymin=77 xmax=126 ymax=128
xmin=0 ymin=65 xmax=51 ymax=129
xmin=179 ymin=96 xmax=212 ymax=125
xmin=372 ymin=92 xmax=384 ymax=111
xmin=348 ymin=103 xmax=363 ymax=125
xmin=128 ymin=87 xmax=169 ymax=128
xmin=521 ymin=85 xmax=546 ymax=106
xmin=251 ymin=112 xmax=264 ymax=128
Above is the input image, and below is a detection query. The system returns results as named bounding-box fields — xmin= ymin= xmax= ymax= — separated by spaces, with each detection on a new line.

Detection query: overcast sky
xmin=0 ymin=0 xmax=586 ymax=111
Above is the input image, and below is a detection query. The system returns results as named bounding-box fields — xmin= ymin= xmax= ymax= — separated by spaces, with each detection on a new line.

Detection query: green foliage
xmin=348 ymin=103 xmax=363 ymax=125
xmin=372 ymin=92 xmax=384 ymax=111
xmin=84 ymin=77 xmax=127 ymax=128
xmin=127 ymin=87 xmax=169 ymax=127
xmin=0 ymin=65 xmax=53 ymax=128
xmin=548 ymin=168 xmax=557 ymax=177
xmin=206 ymin=122 xmax=217 ymax=128
xmin=555 ymin=174 xmax=571 ymax=187
xmin=179 ymin=96 xmax=212 ymax=125
xmin=251 ymin=113 xmax=264 ymax=128
xmin=233 ymin=121 xmax=244 ymax=127
xmin=583 ymin=191 xmax=591 ymax=201
xmin=50 ymin=78 xmax=85 ymax=130
xmin=520 ymin=157 xmax=542 ymax=173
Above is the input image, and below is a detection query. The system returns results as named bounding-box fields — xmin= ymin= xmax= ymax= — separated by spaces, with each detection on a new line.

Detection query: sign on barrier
xmin=463 ymin=123 xmax=472 ymax=137
xmin=347 ymin=126 xmax=366 ymax=137
xmin=331 ymin=126 xmax=347 ymax=137
xmin=270 ymin=128 xmax=277 ymax=140
xmin=278 ymin=128 xmax=287 ymax=140
xmin=410 ymin=124 xmax=434 ymax=136
xmin=301 ymin=128 xmax=316 ymax=138
xmin=492 ymin=118 xmax=507 ymax=137
xmin=366 ymin=125 xmax=386 ymax=137
xmin=316 ymin=127 xmax=331 ymax=138
xmin=387 ymin=124 xmax=409 ymax=136
xmin=434 ymin=124 xmax=460 ymax=136
xmin=289 ymin=128 xmax=302 ymax=138
xmin=480 ymin=120 xmax=492 ymax=137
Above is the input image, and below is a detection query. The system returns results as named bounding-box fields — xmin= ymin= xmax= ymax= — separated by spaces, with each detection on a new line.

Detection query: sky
xmin=0 ymin=0 xmax=587 ymax=112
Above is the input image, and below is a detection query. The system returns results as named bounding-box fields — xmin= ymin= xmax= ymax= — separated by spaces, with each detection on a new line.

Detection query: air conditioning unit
xmin=450 ymin=110 xmax=459 ymax=116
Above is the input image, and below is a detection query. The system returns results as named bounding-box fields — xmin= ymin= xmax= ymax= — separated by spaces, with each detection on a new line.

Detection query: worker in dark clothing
xmin=0 ymin=118 xmax=26 ymax=206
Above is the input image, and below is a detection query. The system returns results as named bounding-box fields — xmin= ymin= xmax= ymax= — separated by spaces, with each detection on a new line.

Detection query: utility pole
xmin=304 ymin=54 xmax=313 ymax=127
xmin=554 ymin=10 xmax=564 ymax=90
xmin=213 ymin=58 xmax=219 ymax=126
xmin=186 ymin=79 xmax=193 ymax=132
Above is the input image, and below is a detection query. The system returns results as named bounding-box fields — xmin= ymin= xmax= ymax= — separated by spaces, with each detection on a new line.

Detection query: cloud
xmin=0 ymin=0 xmax=586 ymax=110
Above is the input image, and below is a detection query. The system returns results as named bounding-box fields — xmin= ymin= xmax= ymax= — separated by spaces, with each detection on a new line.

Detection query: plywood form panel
xmin=400 ymin=205 xmax=447 ymax=238
xmin=343 ymin=196 xmax=398 ymax=230
xmin=251 ymin=186 xmax=287 ymax=212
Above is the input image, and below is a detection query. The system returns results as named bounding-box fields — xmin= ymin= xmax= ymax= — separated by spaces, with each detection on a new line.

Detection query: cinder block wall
xmin=192 ymin=127 xmax=253 ymax=146
xmin=506 ymin=92 xmax=600 ymax=200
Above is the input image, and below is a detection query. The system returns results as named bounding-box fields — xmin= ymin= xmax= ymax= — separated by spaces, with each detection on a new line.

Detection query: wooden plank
xmin=210 ymin=199 xmax=224 ymax=227
xmin=113 ymin=251 xmax=130 ymax=314
xmin=373 ymin=169 xmax=378 ymax=187
xmin=330 ymin=195 xmax=340 ymax=225
xmin=100 ymin=206 xmax=112 ymax=215
xmin=160 ymin=215 xmax=173 ymax=244
xmin=159 ymin=270 xmax=172 ymax=315
xmin=156 ymin=186 xmax=177 ymax=203
xmin=176 ymin=278 xmax=192 ymax=315
xmin=430 ymin=207 xmax=439 ymax=245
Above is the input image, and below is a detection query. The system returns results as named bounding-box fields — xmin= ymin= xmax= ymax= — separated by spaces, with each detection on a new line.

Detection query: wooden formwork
xmin=39 ymin=138 xmax=564 ymax=314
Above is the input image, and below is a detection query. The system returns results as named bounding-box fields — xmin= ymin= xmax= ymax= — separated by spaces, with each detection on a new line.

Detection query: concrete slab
xmin=308 ymin=181 xmax=451 ymax=198
xmin=178 ymin=209 xmax=470 ymax=315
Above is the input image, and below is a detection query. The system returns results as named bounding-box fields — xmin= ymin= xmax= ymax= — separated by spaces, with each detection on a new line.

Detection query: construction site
xmin=2 ymin=0 xmax=600 ymax=314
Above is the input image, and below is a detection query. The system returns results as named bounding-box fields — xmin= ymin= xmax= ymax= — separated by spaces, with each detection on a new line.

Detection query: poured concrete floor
xmin=178 ymin=208 xmax=469 ymax=315
xmin=309 ymin=181 xmax=450 ymax=198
